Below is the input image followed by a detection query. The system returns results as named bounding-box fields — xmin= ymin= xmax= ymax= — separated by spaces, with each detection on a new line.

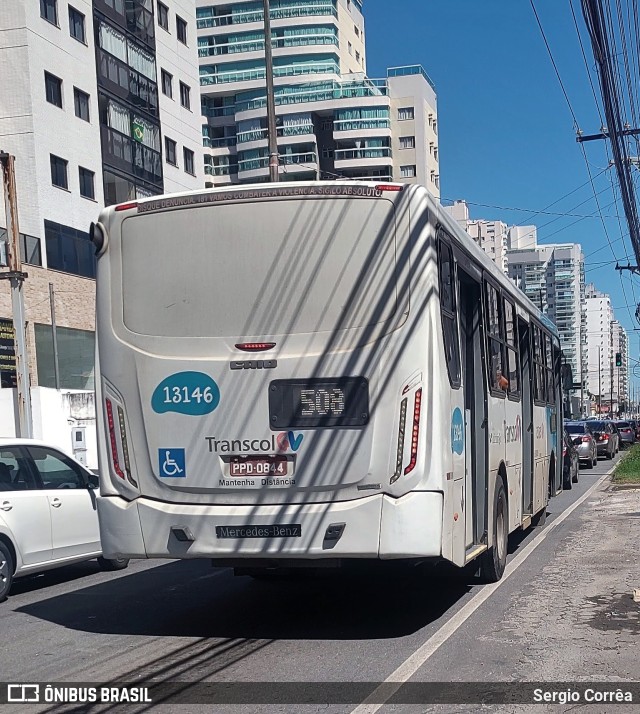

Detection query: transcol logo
xmin=205 ymin=432 xmax=304 ymax=454
xmin=505 ymin=415 xmax=522 ymax=444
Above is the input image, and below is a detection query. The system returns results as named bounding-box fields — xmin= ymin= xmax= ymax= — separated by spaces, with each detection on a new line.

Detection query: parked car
xmin=0 ymin=439 xmax=129 ymax=601
xmin=564 ymin=422 xmax=598 ymax=468
xmin=562 ymin=428 xmax=579 ymax=488
xmin=614 ymin=421 xmax=636 ymax=448
xmin=585 ymin=420 xmax=616 ymax=460
xmin=609 ymin=421 xmax=622 ymax=452
xmin=629 ymin=419 xmax=640 ymax=440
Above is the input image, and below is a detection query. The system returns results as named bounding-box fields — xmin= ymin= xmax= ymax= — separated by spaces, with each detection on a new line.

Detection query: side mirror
xmin=87 ymin=473 xmax=99 ymax=489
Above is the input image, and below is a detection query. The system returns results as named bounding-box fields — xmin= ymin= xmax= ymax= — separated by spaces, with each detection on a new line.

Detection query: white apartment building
xmin=584 ymin=284 xmax=621 ymax=413
xmin=197 ymin=0 xmax=439 ymax=192
xmin=0 ymin=0 xmax=203 ymax=464
xmin=508 ymin=242 xmax=586 ymax=392
xmin=612 ymin=320 xmax=629 ymax=408
xmin=443 ymin=200 xmax=508 ymax=273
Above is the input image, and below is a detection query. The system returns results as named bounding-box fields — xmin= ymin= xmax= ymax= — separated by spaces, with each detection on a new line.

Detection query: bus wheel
xmin=478 ymin=476 xmax=508 ymax=583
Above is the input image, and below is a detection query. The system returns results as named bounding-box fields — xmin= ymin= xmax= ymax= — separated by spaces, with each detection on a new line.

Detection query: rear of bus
xmin=95 ymin=182 xmax=447 ymax=569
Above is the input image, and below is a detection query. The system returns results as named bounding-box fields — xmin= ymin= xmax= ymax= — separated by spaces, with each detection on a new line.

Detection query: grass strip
xmin=612 ymin=442 xmax=640 ymax=484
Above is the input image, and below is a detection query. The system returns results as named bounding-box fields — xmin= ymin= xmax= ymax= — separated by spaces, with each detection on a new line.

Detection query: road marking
xmin=350 ymin=467 xmax=615 ymax=714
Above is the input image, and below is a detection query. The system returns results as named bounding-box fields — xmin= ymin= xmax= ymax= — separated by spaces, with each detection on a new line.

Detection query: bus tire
xmin=0 ymin=540 xmax=15 ymax=602
xmin=478 ymin=476 xmax=508 ymax=583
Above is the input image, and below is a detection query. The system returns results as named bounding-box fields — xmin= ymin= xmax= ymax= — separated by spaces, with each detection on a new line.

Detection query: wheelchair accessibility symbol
xmin=159 ymin=448 xmax=186 ymax=478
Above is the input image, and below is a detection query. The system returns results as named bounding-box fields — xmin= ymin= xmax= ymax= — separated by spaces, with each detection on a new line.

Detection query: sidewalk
xmin=486 ymin=477 xmax=640 ymax=713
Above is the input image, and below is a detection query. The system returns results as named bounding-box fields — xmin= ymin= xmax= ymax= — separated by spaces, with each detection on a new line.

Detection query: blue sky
xmin=365 ymin=0 xmax=640 ymax=377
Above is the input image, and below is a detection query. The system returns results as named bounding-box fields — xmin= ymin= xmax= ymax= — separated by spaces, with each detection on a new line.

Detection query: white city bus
xmin=93 ymin=182 xmax=561 ymax=582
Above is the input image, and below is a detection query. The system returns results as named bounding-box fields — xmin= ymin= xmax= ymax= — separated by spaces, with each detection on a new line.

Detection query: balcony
xmin=334 ymin=148 xmax=392 ymax=161
xmin=200 ymin=60 xmax=340 ymax=87
xmin=333 ymin=118 xmax=391 ymax=132
xmin=97 ymin=48 xmax=158 ymax=117
xmin=203 ymin=136 xmax=238 ymax=148
xmin=236 ymin=124 xmax=315 ymax=145
xmin=101 ymin=125 xmax=162 ymax=187
xmin=196 ymin=0 xmax=338 ymax=29
xmin=205 ymin=163 xmax=239 ymax=176
xmin=198 ymin=33 xmax=339 ymax=57
xmin=95 ymin=0 xmax=155 ymax=50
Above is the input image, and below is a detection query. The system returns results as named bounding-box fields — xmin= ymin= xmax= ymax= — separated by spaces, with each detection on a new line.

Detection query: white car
xmin=0 ymin=438 xmax=128 ymax=601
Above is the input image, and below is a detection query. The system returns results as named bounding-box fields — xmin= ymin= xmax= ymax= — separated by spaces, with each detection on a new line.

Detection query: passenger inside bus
xmin=495 ymin=368 xmax=509 ymax=391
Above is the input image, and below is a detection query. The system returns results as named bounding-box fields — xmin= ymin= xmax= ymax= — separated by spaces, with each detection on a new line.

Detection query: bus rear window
xmin=120 ymin=198 xmax=398 ymax=338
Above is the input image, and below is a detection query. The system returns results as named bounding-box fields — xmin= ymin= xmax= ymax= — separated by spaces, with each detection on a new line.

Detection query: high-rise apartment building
xmin=443 ymin=200 xmax=508 ymax=273
xmin=508 ymin=242 xmax=586 ymax=391
xmin=197 ymin=0 xmax=439 ymax=192
xmin=612 ymin=320 xmax=629 ymax=407
xmin=0 ymin=0 xmax=202 ymax=462
xmin=585 ymin=284 xmax=615 ymax=411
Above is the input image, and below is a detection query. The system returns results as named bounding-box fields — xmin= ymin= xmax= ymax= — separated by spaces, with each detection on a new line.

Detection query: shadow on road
xmin=17 ymin=559 xmax=473 ymax=640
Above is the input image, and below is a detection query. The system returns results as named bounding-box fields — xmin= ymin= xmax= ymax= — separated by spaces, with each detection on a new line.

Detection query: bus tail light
xmin=105 ymin=397 xmax=138 ymax=488
xmin=404 ymin=389 xmax=422 ymax=475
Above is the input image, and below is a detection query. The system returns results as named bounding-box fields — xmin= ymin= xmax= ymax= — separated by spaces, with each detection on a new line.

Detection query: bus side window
xmin=485 ymin=282 xmax=507 ymax=394
xmin=504 ymin=299 xmax=520 ymax=399
xmin=533 ymin=326 xmax=546 ymax=404
xmin=544 ymin=333 xmax=554 ymax=406
xmin=437 ymin=233 xmax=461 ymax=388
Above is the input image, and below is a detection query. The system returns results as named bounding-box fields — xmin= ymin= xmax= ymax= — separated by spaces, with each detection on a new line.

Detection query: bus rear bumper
xmin=97 ymin=492 xmax=443 ymax=560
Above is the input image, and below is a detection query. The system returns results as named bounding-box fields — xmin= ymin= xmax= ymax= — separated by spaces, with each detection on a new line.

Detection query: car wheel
xmin=0 ymin=541 xmax=15 ymax=603
xmin=478 ymin=476 xmax=508 ymax=583
xmin=97 ymin=556 xmax=130 ymax=572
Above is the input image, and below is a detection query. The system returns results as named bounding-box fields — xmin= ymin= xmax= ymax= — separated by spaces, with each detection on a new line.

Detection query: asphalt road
xmin=1 ymin=453 xmax=637 ymax=714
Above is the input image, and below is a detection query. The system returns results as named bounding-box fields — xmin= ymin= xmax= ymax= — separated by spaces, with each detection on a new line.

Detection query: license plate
xmin=229 ymin=456 xmax=288 ymax=477
xmin=216 ymin=524 xmax=302 ymax=539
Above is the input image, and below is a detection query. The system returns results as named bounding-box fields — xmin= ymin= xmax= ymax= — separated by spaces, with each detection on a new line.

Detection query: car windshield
xmin=566 ymin=423 xmax=587 ymax=434
xmin=588 ymin=421 xmax=607 ymax=431
xmin=617 ymin=422 xmax=630 ymax=428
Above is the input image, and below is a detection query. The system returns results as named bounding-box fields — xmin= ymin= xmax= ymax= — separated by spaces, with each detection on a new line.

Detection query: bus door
xmin=519 ymin=318 xmax=534 ymax=516
xmin=459 ymin=267 xmax=487 ymax=548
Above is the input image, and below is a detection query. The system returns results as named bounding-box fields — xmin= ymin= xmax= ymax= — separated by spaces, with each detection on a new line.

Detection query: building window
xmin=45 ymin=72 xmax=62 ymax=108
xmin=165 ymin=137 xmax=177 ymax=166
xmin=399 ymin=136 xmax=415 ymax=150
xmin=400 ymin=165 xmax=416 ymax=178
xmin=183 ymin=147 xmax=195 ymax=175
xmin=0 ymin=227 xmax=41 ymax=266
xmin=157 ymin=1 xmax=169 ymax=31
xmin=50 ymin=155 xmax=68 ymax=189
xmin=44 ymin=219 xmax=95 ymax=279
xmin=179 ymin=81 xmax=191 ymax=109
xmin=40 ymin=0 xmax=58 ymax=25
xmin=354 ymin=25 xmax=360 ymax=37
xmin=79 ymin=167 xmax=95 ymax=200
xmin=348 ymin=41 xmax=352 ymax=55
xmin=161 ymin=69 xmax=173 ymax=98
xmin=177 ymin=16 xmax=188 ymax=44
xmin=355 ymin=50 xmax=360 ymax=63
xmin=73 ymin=87 xmax=90 ymax=121
xmin=68 ymin=6 xmax=85 ymax=43
xmin=398 ymin=107 xmax=414 ymax=121
xmin=35 ymin=324 xmax=95 ymax=389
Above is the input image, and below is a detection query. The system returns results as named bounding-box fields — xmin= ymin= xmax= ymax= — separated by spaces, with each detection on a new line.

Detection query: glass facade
xmin=35 ymin=324 xmax=95 ymax=389
xmin=94 ymin=0 xmax=163 ymax=203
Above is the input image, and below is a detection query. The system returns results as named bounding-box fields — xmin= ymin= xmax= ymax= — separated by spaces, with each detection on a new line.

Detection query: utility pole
xmin=598 ymin=349 xmax=602 ymax=415
xmin=0 ymin=152 xmax=33 ymax=437
xmin=262 ymin=0 xmax=279 ymax=182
